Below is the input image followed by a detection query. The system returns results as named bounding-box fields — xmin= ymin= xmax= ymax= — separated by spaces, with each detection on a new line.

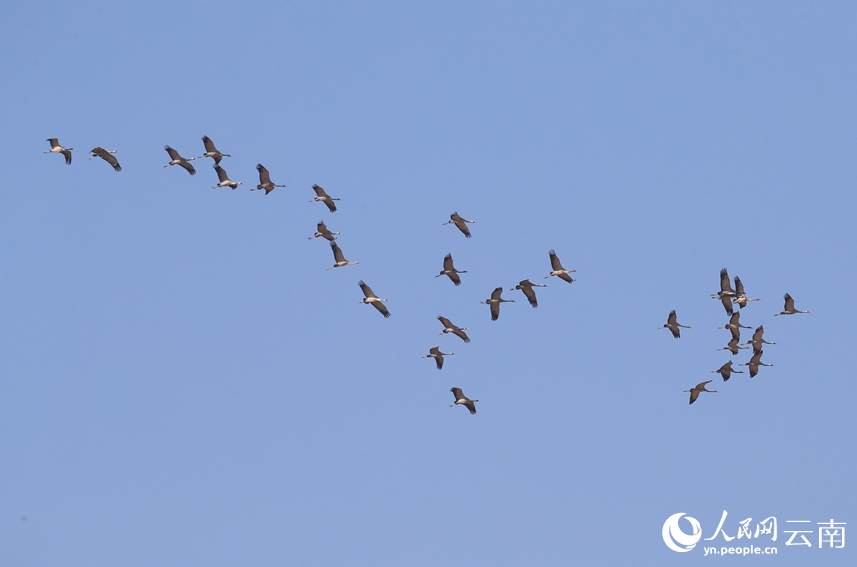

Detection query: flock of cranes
xmin=665 ymin=268 xmax=810 ymax=405
xmin=45 ymin=135 xmax=812 ymax=413
xmin=45 ymin=134 xmax=583 ymax=416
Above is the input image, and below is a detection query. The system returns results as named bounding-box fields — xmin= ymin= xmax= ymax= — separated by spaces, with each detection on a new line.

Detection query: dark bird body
xmin=775 ymin=293 xmax=809 ymax=316
xmin=310 ymin=184 xmax=340 ymax=212
xmin=422 ymin=346 xmax=453 ymax=370
xmin=308 ymin=221 xmax=340 ymax=241
xmin=449 ymin=387 xmax=478 ymax=414
xmin=443 ymin=212 xmax=475 ymax=238
xmin=684 ymin=380 xmax=717 ymax=405
xmin=44 ymin=138 xmax=73 ymax=164
xmin=438 ymin=316 xmax=470 ymax=343
xmin=89 ymin=147 xmax=121 ymax=171
xmin=659 ymin=310 xmax=690 ymax=338
xmin=545 ymin=250 xmax=575 ymax=283
xmin=436 ymin=254 xmax=466 ymax=286
xmin=327 ymin=242 xmax=359 ymax=269
xmin=481 ymin=287 xmax=515 ymax=321
xmin=712 ymin=361 xmax=743 ymax=382
xmin=511 ymin=279 xmax=546 ymax=307
xmin=358 ymin=281 xmax=389 ymax=318
xmin=254 ymin=164 xmax=286 ymax=194
xmin=212 ymin=165 xmax=242 ymax=189
xmin=163 ymin=145 xmax=196 ymax=175
xmin=740 ymin=350 xmax=773 ymax=378
xmin=195 ymin=136 xmax=231 ymax=164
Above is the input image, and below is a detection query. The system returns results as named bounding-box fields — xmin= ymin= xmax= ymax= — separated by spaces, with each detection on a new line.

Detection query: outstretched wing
xmin=256 ymin=164 xmax=271 ymax=185
xmin=373 ymin=302 xmax=390 ymax=318
xmin=720 ymin=295 xmax=733 ymax=316
xmin=358 ymin=280 xmax=376 ymax=298
xmin=214 ymin=165 xmax=229 ymax=183
xmin=202 ymin=135 xmax=217 ymax=153
xmin=443 ymin=254 xmax=454 ymax=271
xmin=549 ymin=250 xmax=563 ymax=271
xmin=331 ymin=242 xmax=346 ymax=263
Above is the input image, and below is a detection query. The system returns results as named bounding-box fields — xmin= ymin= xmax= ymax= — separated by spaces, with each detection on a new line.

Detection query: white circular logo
xmin=662 ymin=513 xmax=701 ymax=552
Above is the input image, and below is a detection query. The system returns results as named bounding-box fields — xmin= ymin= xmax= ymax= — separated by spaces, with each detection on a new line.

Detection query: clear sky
xmin=1 ymin=2 xmax=855 ymax=565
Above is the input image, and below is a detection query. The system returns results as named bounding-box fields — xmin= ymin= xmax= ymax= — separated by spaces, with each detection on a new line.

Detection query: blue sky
xmin=1 ymin=1 xmax=855 ymax=565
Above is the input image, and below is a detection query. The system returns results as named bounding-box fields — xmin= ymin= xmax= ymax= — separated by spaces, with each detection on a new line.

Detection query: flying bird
xmin=510 ymin=279 xmax=546 ymax=308
xmin=327 ymin=242 xmax=359 ymax=269
xmin=254 ymin=164 xmax=286 ymax=194
xmin=195 ymin=135 xmax=231 ymax=164
xmin=659 ymin=310 xmax=690 ymax=338
xmin=732 ymin=276 xmax=760 ymax=309
xmin=358 ymin=281 xmax=389 ymax=318
xmin=711 ymin=268 xmax=737 ymax=299
xmin=449 ymin=387 xmax=478 ymax=414
xmin=711 ymin=268 xmax=735 ymax=316
xmin=211 ymin=165 xmax=243 ymax=189
xmin=163 ymin=145 xmax=196 ymax=175
xmin=308 ymin=221 xmax=340 ymax=241
xmin=740 ymin=350 xmax=773 ymax=378
xmin=711 ymin=361 xmax=744 ymax=382
xmin=310 ymin=184 xmax=340 ymax=212
xmin=422 ymin=346 xmax=453 ymax=370
xmin=437 ymin=316 xmax=470 ymax=343
xmin=774 ymin=293 xmax=810 ymax=316
xmin=44 ymin=138 xmax=73 ymax=164
xmin=481 ymin=287 xmax=515 ymax=321
xmin=719 ymin=311 xmax=751 ymax=341
xmin=442 ymin=212 xmax=475 ymax=238
xmin=746 ymin=325 xmax=776 ymax=353
xmin=435 ymin=254 xmax=467 ymax=286
xmin=89 ymin=147 xmax=121 ymax=172
xmin=684 ymin=380 xmax=717 ymax=405
xmin=545 ymin=250 xmax=576 ymax=283
xmin=717 ymin=337 xmax=748 ymax=355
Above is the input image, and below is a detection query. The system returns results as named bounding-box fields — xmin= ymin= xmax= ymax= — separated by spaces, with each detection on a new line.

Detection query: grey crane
xmin=310 ymin=184 xmax=339 ymax=212
xmin=684 ymin=380 xmax=717 ymax=405
xmin=740 ymin=350 xmax=773 ymax=378
xmin=717 ymin=337 xmax=749 ymax=355
xmin=712 ymin=361 xmax=744 ymax=382
xmin=194 ymin=136 xmax=230 ymax=164
xmin=211 ymin=165 xmax=242 ymax=189
xmin=442 ymin=212 xmax=475 ymax=238
xmin=449 ymin=387 xmax=478 ymax=414
xmin=88 ymin=147 xmax=121 ymax=172
xmin=774 ymin=293 xmax=810 ymax=316
xmin=163 ymin=145 xmax=196 ymax=175
xmin=308 ymin=221 xmax=340 ymax=241
xmin=719 ymin=311 xmax=752 ymax=332
xmin=746 ymin=325 xmax=776 ymax=353
xmin=481 ymin=287 xmax=515 ymax=321
xmin=732 ymin=277 xmax=760 ymax=309
xmin=254 ymin=164 xmax=286 ymax=194
xmin=44 ymin=138 xmax=73 ymax=164
xmin=659 ymin=310 xmax=690 ymax=338
xmin=422 ymin=346 xmax=453 ymax=370
xmin=327 ymin=242 xmax=359 ymax=269
xmin=719 ymin=311 xmax=751 ymax=341
xmin=435 ymin=253 xmax=467 ymax=286
xmin=545 ymin=249 xmax=576 ymax=283
xmin=437 ymin=316 xmax=470 ymax=343
xmin=511 ymin=279 xmax=546 ymax=308
xmin=711 ymin=268 xmax=735 ymax=316
xmin=358 ymin=281 xmax=389 ymax=318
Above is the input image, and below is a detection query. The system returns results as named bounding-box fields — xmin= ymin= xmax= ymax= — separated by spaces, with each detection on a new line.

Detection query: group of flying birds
xmin=660 ymin=268 xmax=810 ymax=405
xmin=44 ymin=134 xmax=582 ymax=416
